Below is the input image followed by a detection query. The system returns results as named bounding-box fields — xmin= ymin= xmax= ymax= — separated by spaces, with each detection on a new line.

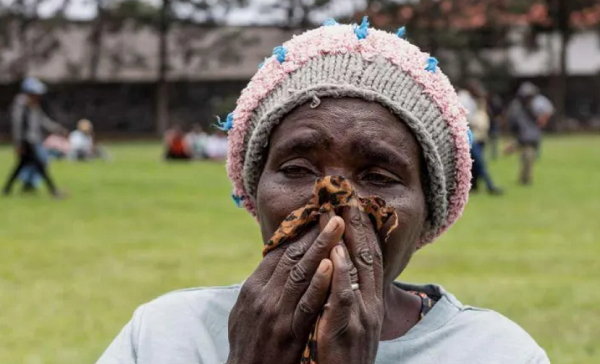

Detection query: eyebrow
xmin=351 ymin=138 xmax=414 ymax=172
xmin=269 ymin=131 xmax=330 ymax=161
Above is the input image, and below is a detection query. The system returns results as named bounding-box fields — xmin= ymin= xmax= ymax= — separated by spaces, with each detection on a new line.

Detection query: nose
xmin=322 ymin=166 xmax=346 ymax=178
xmin=320 ymin=169 xmax=371 ymax=197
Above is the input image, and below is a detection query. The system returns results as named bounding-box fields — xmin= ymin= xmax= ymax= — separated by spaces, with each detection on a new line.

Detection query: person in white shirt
xmin=204 ymin=130 xmax=228 ymax=161
xmin=459 ymin=81 xmax=503 ymax=195
xmin=68 ymin=119 xmax=108 ymax=161
xmin=184 ymin=124 xmax=209 ymax=159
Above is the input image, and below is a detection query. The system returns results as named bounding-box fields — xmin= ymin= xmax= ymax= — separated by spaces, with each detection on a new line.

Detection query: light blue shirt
xmin=97 ymin=283 xmax=549 ymax=364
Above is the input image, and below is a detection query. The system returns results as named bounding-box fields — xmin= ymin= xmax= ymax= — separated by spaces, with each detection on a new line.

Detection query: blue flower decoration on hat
xmin=216 ymin=112 xmax=234 ymax=132
xmin=354 ymin=16 xmax=370 ymax=40
xmin=231 ymin=192 xmax=244 ymax=208
xmin=425 ymin=57 xmax=439 ymax=73
xmin=397 ymin=26 xmax=407 ymax=38
xmin=272 ymin=46 xmax=287 ymax=63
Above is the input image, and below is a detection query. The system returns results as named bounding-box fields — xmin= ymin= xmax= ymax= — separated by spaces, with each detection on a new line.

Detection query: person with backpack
xmin=507 ymin=82 xmax=554 ymax=185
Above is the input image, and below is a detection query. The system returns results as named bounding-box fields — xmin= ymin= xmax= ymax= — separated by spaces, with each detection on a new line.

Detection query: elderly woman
xmin=97 ymin=19 xmax=548 ymax=364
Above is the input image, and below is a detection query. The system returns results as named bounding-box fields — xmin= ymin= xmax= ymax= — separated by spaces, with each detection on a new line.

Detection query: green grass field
xmin=0 ymin=136 xmax=599 ymax=364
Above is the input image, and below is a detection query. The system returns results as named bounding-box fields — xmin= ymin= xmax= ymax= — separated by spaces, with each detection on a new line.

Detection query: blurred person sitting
xmin=2 ymin=77 xmax=67 ymax=198
xmin=43 ymin=133 xmax=71 ymax=159
xmin=204 ymin=130 xmax=228 ymax=161
xmin=507 ymin=82 xmax=554 ymax=185
xmin=185 ymin=123 xmax=208 ymax=159
xmin=68 ymin=119 xmax=108 ymax=161
xmin=458 ymin=80 xmax=503 ymax=195
xmin=164 ymin=124 xmax=192 ymax=160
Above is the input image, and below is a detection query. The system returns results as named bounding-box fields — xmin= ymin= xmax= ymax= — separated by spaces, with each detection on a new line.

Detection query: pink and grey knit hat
xmin=224 ymin=18 xmax=472 ymax=247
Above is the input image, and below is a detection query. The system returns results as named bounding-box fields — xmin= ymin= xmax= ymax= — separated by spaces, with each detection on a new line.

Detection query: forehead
xmin=270 ymin=98 xmax=421 ymax=157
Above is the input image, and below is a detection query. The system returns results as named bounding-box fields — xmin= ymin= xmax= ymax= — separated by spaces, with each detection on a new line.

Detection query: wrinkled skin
xmin=227 ymin=98 xmax=429 ymax=364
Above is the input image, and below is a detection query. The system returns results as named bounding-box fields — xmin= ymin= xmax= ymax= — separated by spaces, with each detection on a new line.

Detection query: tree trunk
xmin=156 ymin=0 xmax=170 ymax=135
xmin=89 ymin=0 xmax=104 ymax=80
xmin=16 ymin=0 xmax=29 ymax=79
xmin=553 ymin=30 xmax=568 ymax=130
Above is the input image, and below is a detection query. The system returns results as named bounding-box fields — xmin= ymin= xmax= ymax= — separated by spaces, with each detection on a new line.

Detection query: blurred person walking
xmin=459 ymin=80 xmax=503 ymax=195
xmin=507 ymin=82 xmax=554 ymax=185
xmin=2 ymin=78 xmax=67 ymax=198
xmin=487 ymin=93 xmax=504 ymax=160
xmin=17 ymin=144 xmax=49 ymax=192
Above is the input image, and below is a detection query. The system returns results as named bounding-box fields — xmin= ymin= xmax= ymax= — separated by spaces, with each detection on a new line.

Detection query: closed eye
xmin=360 ymin=170 xmax=401 ymax=187
xmin=279 ymin=163 xmax=317 ymax=178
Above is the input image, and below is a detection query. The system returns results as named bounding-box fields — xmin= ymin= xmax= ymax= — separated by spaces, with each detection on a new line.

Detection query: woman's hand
xmin=316 ymin=207 xmax=385 ymax=364
xmin=226 ymin=216 xmax=344 ymax=364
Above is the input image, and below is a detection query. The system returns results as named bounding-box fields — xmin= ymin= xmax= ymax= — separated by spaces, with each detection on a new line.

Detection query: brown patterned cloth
xmin=264 ymin=176 xmax=399 ymax=363
xmin=264 ymin=175 xmax=398 ymax=256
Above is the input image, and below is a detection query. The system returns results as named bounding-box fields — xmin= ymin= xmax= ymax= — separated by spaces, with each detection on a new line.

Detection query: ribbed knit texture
xmin=226 ymin=24 xmax=472 ymax=246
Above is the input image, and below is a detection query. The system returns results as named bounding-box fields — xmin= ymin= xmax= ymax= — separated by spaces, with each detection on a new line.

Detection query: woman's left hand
xmin=316 ymin=206 xmax=385 ymax=364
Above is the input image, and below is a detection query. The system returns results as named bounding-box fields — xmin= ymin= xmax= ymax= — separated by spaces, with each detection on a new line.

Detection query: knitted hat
xmin=225 ymin=18 xmax=472 ymax=247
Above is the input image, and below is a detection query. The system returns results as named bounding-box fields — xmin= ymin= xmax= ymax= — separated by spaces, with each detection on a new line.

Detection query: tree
xmin=89 ymin=0 xmax=247 ymax=134
xmin=542 ymin=0 xmax=599 ymax=125
xmin=358 ymin=0 xmax=516 ymax=91
xmin=0 ymin=0 xmax=69 ymax=81
xmin=361 ymin=0 xmax=600 ymax=122
xmin=154 ymin=0 xmax=248 ymax=134
xmin=156 ymin=0 xmax=171 ymax=135
xmin=89 ymin=0 xmax=108 ymax=80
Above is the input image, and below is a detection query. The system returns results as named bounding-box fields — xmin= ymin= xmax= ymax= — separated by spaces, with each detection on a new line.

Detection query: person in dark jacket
xmin=2 ymin=78 xmax=67 ymax=197
xmin=507 ymin=82 xmax=553 ymax=185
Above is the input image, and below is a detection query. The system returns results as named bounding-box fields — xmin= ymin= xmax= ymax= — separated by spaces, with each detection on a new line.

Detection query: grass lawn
xmin=0 ymin=136 xmax=599 ymax=364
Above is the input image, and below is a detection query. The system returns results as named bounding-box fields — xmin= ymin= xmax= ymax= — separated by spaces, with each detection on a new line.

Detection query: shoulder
xmin=133 ymin=285 xmax=240 ymax=352
xmin=136 ymin=284 xmax=241 ymax=322
xmin=395 ymin=283 xmax=549 ymax=363
xmin=98 ymin=286 xmax=241 ymax=363
xmin=442 ymin=292 xmax=549 ymax=363
xmin=453 ymin=305 xmax=539 ymax=341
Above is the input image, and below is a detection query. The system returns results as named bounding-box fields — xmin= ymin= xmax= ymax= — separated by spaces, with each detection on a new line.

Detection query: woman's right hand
xmin=226 ymin=216 xmax=345 ymax=364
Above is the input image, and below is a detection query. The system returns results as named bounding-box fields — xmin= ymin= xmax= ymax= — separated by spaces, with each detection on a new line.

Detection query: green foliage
xmin=0 ymin=136 xmax=599 ymax=363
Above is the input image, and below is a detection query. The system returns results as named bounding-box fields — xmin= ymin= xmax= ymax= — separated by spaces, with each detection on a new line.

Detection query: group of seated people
xmin=164 ymin=124 xmax=227 ymax=161
xmin=18 ymin=119 xmax=108 ymax=190
xmin=43 ymin=119 xmax=108 ymax=161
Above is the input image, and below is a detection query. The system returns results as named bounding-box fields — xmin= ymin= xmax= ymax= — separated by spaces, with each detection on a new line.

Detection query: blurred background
xmin=0 ymin=0 xmax=599 ymax=363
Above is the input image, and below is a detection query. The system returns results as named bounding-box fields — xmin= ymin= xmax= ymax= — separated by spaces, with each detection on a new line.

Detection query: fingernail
xmin=336 ymin=245 xmax=345 ymax=258
xmin=318 ymin=260 xmax=330 ymax=273
xmin=324 ymin=218 xmax=339 ymax=233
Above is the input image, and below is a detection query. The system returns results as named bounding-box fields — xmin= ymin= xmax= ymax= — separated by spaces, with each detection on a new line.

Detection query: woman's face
xmin=255 ymin=98 xmax=428 ymax=285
